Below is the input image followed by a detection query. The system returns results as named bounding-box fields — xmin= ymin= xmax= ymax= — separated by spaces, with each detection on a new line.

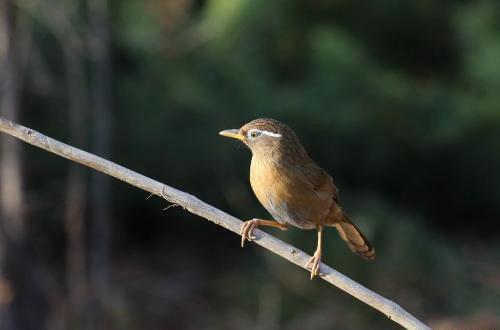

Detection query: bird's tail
xmin=334 ymin=214 xmax=375 ymax=260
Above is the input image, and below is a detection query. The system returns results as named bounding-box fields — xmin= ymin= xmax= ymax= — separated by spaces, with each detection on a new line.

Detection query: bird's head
xmin=219 ymin=118 xmax=303 ymax=157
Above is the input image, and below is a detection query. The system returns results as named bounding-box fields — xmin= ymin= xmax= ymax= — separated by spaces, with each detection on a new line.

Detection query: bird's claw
xmin=305 ymin=250 xmax=322 ymax=280
xmin=240 ymin=219 xmax=258 ymax=247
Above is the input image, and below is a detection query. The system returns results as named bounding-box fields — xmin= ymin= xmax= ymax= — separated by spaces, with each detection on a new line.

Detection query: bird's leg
xmin=305 ymin=225 xmax=323 ymax=279
xmin=240 ymin=219 xmax=288 ymax=247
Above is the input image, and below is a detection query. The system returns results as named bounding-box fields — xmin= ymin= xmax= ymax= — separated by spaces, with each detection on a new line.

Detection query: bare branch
xmin=0 ymin=116 xmax=430 ymax=330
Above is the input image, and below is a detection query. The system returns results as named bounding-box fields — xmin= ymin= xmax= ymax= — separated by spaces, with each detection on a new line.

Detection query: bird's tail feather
xmin=334 ymin=215 xmax=375 ymax=260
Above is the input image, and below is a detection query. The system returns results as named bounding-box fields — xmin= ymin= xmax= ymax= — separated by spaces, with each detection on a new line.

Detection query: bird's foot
xmin=305 ymin=249 xmax=322 ymax=280
xmin=240 ymin=219 xmax=259 ymax=247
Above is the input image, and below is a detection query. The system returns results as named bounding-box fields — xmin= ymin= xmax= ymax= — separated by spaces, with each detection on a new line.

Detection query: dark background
xmin=1 ymin=0 xmax=499 ymax=329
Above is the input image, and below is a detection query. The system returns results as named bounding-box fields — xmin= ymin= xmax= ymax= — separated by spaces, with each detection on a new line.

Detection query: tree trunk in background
xmin=88 ymin=0 xmax=112 ymax=327
xmin=0 ymin=3 xmax=20 ymax=327
xmin=0 ymin=2 xmax=44 ymax=329
xmin=63 ymin=17 xmax=89 ymax=329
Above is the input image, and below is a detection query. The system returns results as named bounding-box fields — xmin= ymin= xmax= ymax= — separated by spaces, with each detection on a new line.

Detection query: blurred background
xmin=1 ymin=0 xmax=500 ymax=329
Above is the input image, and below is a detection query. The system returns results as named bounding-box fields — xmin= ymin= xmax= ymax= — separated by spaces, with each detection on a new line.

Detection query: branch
xmin=0 ymin=117 xmax=430 ymax=330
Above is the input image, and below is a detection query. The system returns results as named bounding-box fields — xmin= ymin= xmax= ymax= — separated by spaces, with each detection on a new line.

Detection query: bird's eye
xmin=248 ymin=130 xmax=261 ymax=139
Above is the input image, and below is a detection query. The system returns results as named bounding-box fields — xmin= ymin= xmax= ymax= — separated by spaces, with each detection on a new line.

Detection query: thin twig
xmin=162 ymin=203 xmax=180 ymax=211
xmin=0 ymin=116 xmax=430 ymax=330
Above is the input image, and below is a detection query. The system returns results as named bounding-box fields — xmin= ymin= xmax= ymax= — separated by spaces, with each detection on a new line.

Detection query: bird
xmin=219 ymin=118 xmax=375 ymax=279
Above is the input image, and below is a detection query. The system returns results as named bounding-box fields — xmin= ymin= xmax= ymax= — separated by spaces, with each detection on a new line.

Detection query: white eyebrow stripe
xmin=248 ymin=129 xmax=281 ymax=138
xmin=261 ymin=130 xmax=282 ymax=138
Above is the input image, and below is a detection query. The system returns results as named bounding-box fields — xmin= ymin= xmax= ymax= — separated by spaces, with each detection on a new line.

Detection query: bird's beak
xmin=219 ymin=129 xmax=245 ymax=141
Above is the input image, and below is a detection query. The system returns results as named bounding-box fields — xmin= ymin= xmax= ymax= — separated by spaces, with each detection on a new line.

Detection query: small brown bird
xmin=219 ymin=118 xmax=375 ymax=279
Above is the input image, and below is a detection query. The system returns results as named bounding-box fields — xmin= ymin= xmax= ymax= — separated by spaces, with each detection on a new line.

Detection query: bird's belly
xmin=254 ymin=178 xmax=321 ymax=229
xmin=265 ymin=197 xmax=316 ymax=229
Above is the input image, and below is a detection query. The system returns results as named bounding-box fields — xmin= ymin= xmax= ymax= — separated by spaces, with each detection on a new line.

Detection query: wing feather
xmin=300 ymin=161 xmax=339 ymax=202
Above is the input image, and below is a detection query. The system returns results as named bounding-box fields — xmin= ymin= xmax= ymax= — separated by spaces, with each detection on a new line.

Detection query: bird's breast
xmin=250 ymin=157 xmax=319 ymax=229
xmin=249 ymin=157 xmax=277 ymax=209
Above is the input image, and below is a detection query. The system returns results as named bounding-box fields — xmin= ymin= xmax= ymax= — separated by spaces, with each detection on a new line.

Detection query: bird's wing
xmin=300 ymin=161 xmax=339 ymax=202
